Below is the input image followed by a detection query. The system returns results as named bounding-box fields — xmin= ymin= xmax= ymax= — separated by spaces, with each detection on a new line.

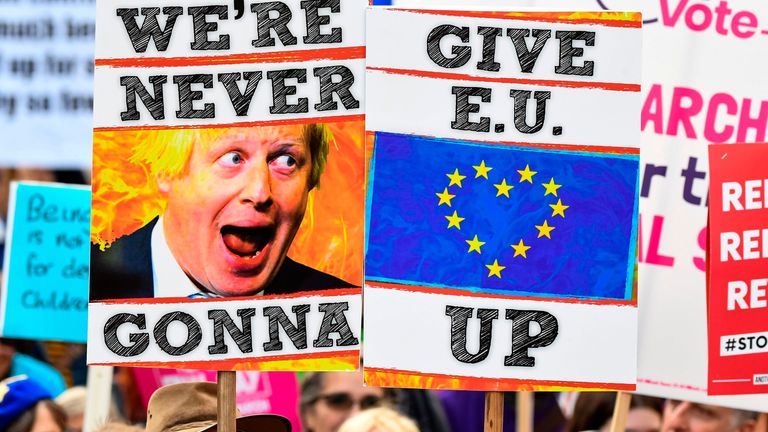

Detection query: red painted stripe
xmin=92 ymin=287 xmax=361 ymax=305
xmin=637 ymin=377 xmax=707 ymax=392
xmin=93 ymin=114 xmax=365 ymax=132
xmin=364 ymin=130 xmax=639 ymax=155
xmin=96 ymin=46 xmax=365 ymax=68
xmin=368 ymin=66 xmax=640 ymax=92
xmin=469 ymin=139 xmax=638 ymax=155
xmin=366 ymin=281 xmax=637 ymax=307
xmin=365 ymin=367 xmax=636 ymax=391
xmin=91 ymin=350 xmax=360 ymax=370
xmin=418 ymin=132 xmax=639 ymax=155
xmin=396 ymin=9 xmax=642 ymax=28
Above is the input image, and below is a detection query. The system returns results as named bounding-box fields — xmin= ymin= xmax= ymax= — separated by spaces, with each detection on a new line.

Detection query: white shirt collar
xmin=151 ymin=217 xmax=205 ymax=298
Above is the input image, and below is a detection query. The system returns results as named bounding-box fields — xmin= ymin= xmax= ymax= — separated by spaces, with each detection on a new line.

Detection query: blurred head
xmin=55 ymin=386 xmax=86 ymax=432
xmin=624 ymin=405 xmax=663 ymax=432
xmin=0 ymin=168 xmax=56 ymax=218
xmin=7 ymin=400 xmax=67 ymax=432
xmin=8 ymin=400 xmax=67 ymax=432
xmin=567 ymin=393 xmax=663 ymax=432
xmin=661 ymin=400 xmax=757 ymax=432
xmin=338 ymin=406 xmax=419 ymax=432
xmin=300 ymin=372 xmax=397 ymax=432
xmin=0 ymin=341 xmax=14 ymax=379
xmin=1 ymin=377 xmax=65 ymax=432
xmin=133 ymin=125 xmax=330 ymax=296
xmin=13 ymin=399 xmax=67 ymax=432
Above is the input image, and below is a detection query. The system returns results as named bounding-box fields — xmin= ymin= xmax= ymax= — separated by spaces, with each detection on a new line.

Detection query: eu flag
xmin=365 ymin=132 xmax=638 ymax=301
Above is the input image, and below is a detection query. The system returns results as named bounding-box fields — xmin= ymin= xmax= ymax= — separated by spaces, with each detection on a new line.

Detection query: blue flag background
xmin=365 ymin=132 xmax=638 ymax=301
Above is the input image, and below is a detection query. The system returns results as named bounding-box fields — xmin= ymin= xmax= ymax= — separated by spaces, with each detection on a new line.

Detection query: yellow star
xmin=446 ymin=169 xmax=466 ymax=188
xmin=465 ymin=235 xmax=486 ymax=254
xmin=550 ymin=199 xmax=569 ymax=218
xmin=517 ymin=164 xmax=537 ymax=183
xmin=445 ymin=210 xmax=465 ymax=229
xmin=485 ymin=259 xmax=505 ymax=278
xmin=435 ymin=188 xmax=455 ymax=207
xmin=542 ymin=178 xmax=562 ymax=197
xmin=535 ymin=220 xmax=555 ymax=239
xmin=511 ymin=239 xmax=531 ymax=258
xmin=472 ymin=160 xmax=493 ymax=179
xmin=493 ymin=178 xmax=514 ymax=198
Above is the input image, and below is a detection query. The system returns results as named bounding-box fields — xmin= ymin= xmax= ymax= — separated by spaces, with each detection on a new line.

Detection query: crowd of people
xmin=0 ymin=337 xmax=761 ymax=432
xmin=0 ymin=171 xmax=761 ymax=431
xmin=0 ymin=169 xmax=763 ymax=430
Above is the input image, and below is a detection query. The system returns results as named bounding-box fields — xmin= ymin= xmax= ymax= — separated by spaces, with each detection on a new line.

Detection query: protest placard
xmin=707 ymin=143 xmax=768 ymax=396
xmin=389 ymin=0 xmax=768 ymax=411
xmin=88 ymin=0 xmax=364 ymax=370
xmin=0 ymin=181 xmax=89 ymax=342
xmin=600 ymin=0 xmax=768 ymax=410
xmin=559 ymin=0 xmax=768 ymax=410
xmin=364 ymin=8 xmax=641 ymax=391
xmin=0 ymin=0 xmax=94 ymax=167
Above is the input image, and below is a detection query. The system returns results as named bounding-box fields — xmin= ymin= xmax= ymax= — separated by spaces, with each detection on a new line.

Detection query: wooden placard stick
xmin=83 ymin=366 xmax=114 ymax=432
xmin=484 ymin=391 xmax=504 ymax=432
xmin=516 ymin=391 xmax=534 ymax=432
xmin=217 ymin=371 xmax=237 ymax=432
xmin=609 ymin=391 xmax=632 ymax=432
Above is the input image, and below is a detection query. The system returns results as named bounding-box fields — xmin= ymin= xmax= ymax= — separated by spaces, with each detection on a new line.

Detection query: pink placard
xmin=132 ymin=368 xmax=301 ymax=430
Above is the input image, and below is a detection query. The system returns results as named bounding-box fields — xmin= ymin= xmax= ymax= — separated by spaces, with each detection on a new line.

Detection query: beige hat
xmin=145 ymin=382 xmax=290 ymax=432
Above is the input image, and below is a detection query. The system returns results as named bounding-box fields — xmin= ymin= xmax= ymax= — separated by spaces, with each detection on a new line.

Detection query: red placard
xmin=708 ymin=143 xmax=768 ymax=395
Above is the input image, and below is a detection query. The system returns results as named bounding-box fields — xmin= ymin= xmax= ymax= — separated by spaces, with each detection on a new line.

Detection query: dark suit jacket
xmin=90 ymin=218 xmax=355 ymax=301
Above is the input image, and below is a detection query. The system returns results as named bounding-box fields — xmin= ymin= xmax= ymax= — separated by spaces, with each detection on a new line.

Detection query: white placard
xmin=95 ymin=0 xmax=366 ymax=59
xmin=94 ymin=58 xmax=364 ymax=128
xmin=364 ymin=286 xmax=637 ymax=387
xmin=0 ymin=0 xmax=94 ymax=167
xmin=366 ymin=70 xmax=640 ymax=149
xmin=364 ymin=6 xmax=640 ymax=391
xmin=88 ymin=293 xmax=361 ymax=366
xmin=89 ymin=0 xmax=366 ymax=371
xmin=390 ymin=0 xmax=768 ymax=411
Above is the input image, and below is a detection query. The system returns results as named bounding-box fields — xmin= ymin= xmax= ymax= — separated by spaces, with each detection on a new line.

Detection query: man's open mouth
xmin=220 ymin=225 xmax=273 ymax=257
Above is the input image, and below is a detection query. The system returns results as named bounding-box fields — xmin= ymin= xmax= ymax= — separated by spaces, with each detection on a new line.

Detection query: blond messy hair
xmin=130 ymin=124 xmax=331 ymax=188
xmin=338 ymin=407 xmax=420 ymax=432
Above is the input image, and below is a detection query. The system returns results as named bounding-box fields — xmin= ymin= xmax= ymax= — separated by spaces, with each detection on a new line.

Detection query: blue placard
xmin=1 ymin=182 xmax=90 ymax=342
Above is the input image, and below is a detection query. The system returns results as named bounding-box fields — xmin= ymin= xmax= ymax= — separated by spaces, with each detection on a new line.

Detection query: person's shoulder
xmin=264 ymin=258 xmax=356 ymax=295
xmin=90 ymin=218 xmax=157 ymax=300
